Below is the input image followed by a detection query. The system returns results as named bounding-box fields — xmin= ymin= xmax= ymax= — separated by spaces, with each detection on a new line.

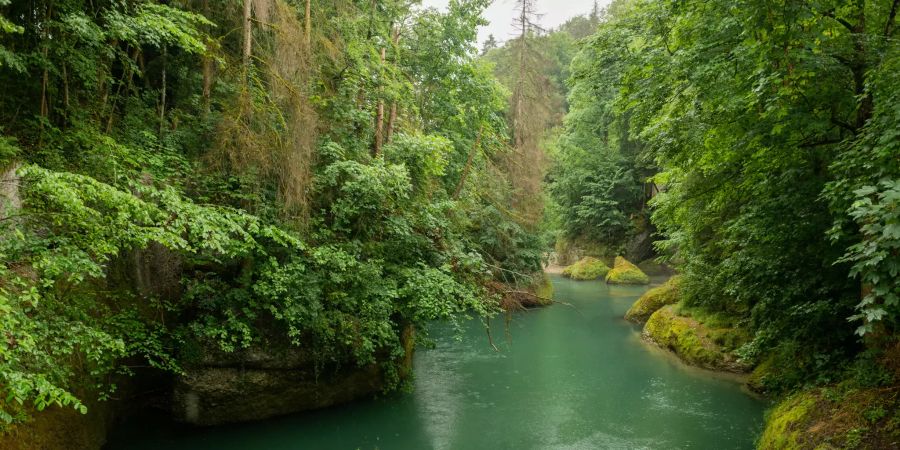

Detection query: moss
xmin=561 ymin=257 xmax=610 ymax=281
xmin=0 ymin=400 xmax=113 ymax=450
xmin=748 ymin=356 xmax=776 ymax=393
xmin=605 ymin=256 xmax=650 ymax=285
xmin=625 ymin=276 xmax=681 ymax=323
xmin=533 ymin=272 xmax=554 ymax=303
xmin=643 ymin=305 xmax=748 ymax=372
xmin=758 ymin=382 xmax=900 ymax=450
xmin=758 ymin=392 xmax=818 ymax=450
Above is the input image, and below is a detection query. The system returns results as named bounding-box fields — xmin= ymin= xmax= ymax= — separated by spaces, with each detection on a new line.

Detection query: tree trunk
xmin=453 ymin=126 xmax=483 ymax=199
xmin=159 ymin=45 xmax=167 ymax=137
xmin=386 ymin=103 xmax=397 ymax=144
xmin=201 ymin=0 xmax=213 ymax=113
xmin=242 ymin=0 xmax=253 ymax=78
xmin=385 ymin=28 xmax=401 ymax=144
xmin=305 ymin=0 xmax=312 ymax=48
xmin=373 ymin=46 xmax=386 ymax=156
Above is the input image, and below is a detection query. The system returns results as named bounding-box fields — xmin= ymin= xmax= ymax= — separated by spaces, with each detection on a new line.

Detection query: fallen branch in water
xmin=484 ymin=320 xmax=500 ymax=352
xmin=503 ymin=290 xmax=549 ymax=301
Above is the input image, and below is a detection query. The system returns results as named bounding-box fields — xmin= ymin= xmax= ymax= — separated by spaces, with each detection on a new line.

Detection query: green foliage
xmin=839 ymin=180 xmax=900 ymax=335
xmin=560 ymin=0 xmax=899 ymax=393
xmin=0 ymin=0 xmax=545 ymax=426
xmin=547 ymin=8 xmax=650 ymax=249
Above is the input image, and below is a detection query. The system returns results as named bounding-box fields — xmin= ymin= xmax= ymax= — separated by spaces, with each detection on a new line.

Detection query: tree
xmin=481 ymin=33 xmax=498 ymax=54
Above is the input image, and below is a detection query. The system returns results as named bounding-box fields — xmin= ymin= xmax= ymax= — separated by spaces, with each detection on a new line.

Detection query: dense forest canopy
xmin=0 ymin=0 xmax=549 ymax=423
xmin=549 ymin=0 xmax=899 ymax=394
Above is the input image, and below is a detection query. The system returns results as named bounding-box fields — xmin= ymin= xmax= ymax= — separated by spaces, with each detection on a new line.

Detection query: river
xmin=106 ymin=275 xmax=765 ymax=449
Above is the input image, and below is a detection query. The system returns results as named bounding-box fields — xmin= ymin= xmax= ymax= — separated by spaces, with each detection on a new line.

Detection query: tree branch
xmin=822 ymin=10 xmax=856 ymax=33
xmin=886 ymin=0 xmax=900 ymax=36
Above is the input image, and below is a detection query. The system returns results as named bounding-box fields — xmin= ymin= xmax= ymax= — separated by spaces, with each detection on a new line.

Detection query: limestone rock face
xmin=173 ymin=326 xmax=414 ymax=426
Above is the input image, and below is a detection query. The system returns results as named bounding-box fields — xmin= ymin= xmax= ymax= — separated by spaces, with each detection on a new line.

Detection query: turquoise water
xmin=106 ymin=275 xmax=765 ymax=449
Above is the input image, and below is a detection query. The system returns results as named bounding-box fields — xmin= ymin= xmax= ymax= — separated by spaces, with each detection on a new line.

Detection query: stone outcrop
xmin=624 ymin=276 xmax=680 ymax=323
xmin=172 ymin=326 xmax=415 ymax=426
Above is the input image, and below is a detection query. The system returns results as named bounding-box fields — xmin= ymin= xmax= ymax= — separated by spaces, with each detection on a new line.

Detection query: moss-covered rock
xmin=605 ymin=256 xmax=650 ymax=285
xmin=758 ymin=392 xmax=819 ymax=450
xmin=758 ymin=384 xmax=900 ymax=450
xmin=561 ymin=257 xmax=610 ymax=281
xmin=643 ymin=305 xmax=747 ymax=372
xmin=0 ymin=399 xmax=113 ymax=450
xmin=625 ymin=276 xmax=681 ymax=323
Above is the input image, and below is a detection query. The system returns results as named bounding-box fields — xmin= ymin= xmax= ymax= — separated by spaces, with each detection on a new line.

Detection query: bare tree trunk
xmin=159 ymin=45 xmax=167 ymax=137
xmin=453 ymin=126 xmax=483 ymax=199
xmin=107 ymin=47 xmax=140 ymax=133
xmin=386 ymin=103 xmax=397 ymax=143
xmin=242 ymin=0 xmax=253 ymax=78
xmin=40 ymin=51 xmax=49 ymax=120
xmin=373 ymin=46 xmax=386 ymax=156
xmin=305 ymin=0 xmax=312 ymax=48
xmin=385 ymin=28 xmax=401 ymax=144
xmin=62 ymin=63 xmax=70 ymax=111
xmin=201 ymin=0 xmax=213 ymax=113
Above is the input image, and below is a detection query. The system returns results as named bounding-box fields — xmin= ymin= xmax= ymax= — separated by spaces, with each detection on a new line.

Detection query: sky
xmin=419 ymin=0 xmax=610 ymax=47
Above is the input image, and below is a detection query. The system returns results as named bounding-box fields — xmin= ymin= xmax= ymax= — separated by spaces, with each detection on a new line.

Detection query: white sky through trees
xmin=419 ymin=0 xmax=611 ymax=47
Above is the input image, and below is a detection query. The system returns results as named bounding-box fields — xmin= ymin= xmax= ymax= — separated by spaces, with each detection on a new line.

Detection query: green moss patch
xmin=561 ymin=257 xmax=610 ymax=281
xmin=0 ymin=400 xmax=113 ymax=450
xmin=643 ymin=305 xmax=748 ymax=372
xmin=605 ymin=256 xmax=650 ymax=285
xmin=625 ymin=276 xmax=681 ymax=323
xmin=758 ymin=384 xmax=900 ymax=450
xmin=758 ymin=392 xmax=819 ymax=450
xmin=533 ymin=272 xmax=554 ymax=303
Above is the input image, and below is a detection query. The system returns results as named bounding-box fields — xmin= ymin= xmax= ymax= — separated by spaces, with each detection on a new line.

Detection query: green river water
xmin=106 ymin=275 xmax=766 ymax=449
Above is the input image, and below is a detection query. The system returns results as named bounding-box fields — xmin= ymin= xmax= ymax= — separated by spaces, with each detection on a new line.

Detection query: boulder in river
xmin=561 ymin=257 xmax=610 ymax=280
xmin=605 ymin=256 xmax=650 ymax=285
xmin=625 ymin=276 xmax=680 ymax=323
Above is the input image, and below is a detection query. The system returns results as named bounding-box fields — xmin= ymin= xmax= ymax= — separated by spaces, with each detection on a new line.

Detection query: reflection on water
xmin=107 ymin=275 xmax=765 ymax=449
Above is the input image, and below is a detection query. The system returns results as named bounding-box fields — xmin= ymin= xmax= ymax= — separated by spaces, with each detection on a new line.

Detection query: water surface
xmin=107 ymin=275 xmax=765 ymax=449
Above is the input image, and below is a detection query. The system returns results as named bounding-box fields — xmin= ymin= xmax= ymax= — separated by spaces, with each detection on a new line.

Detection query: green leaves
xmin=105 ymin=3 xmax=213 ymax=54
xmin=0 ymin=0 xmax=542 ymax=426
xmin=841 ymin=180 xmax=900 ymax=335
